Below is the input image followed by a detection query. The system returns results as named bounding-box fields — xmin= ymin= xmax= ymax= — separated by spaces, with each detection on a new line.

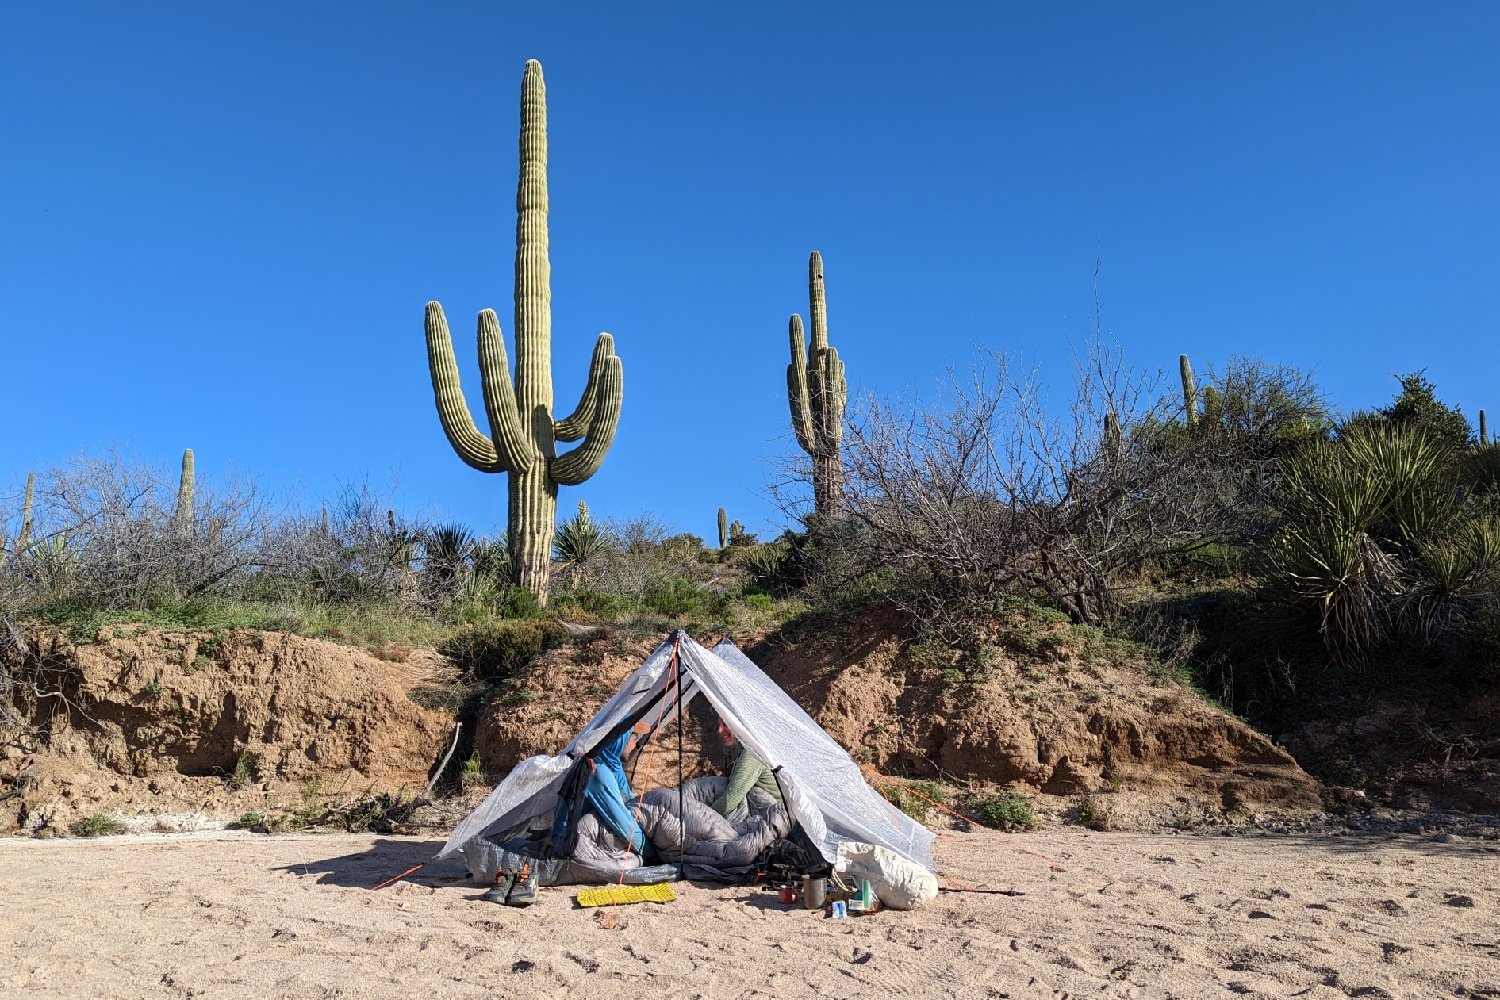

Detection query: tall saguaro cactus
xmin=1481 ymin=409 xmax=1489 ymax=447
xmin=176 ymin=449 xmax=195 ymax=534
xmin=424 ymin=60 xmax=623 ymax=606
xmin=717 ymin=507 xmax=729 ymax=549
xmin=787 ymin=251 xmax=848 ymax=517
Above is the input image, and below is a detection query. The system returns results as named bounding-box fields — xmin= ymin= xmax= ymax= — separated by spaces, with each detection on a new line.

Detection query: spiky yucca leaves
xmin=470 ymin=536 xmax=511 ymax=582
xmin=1179 ymin=354 xmax=1198 ymax=427
xmin=176 ymin=449 xmax=195 ymax=535
xmin=424 ymin=60 xmax=623 ymax=607
xmin=1407 ymin=517 xmax=1500 ymax=642
xmin=787 ymin=251 xmax=848 ymax=517
xmin=1259 ymin=424 xmax=1464 ymax=661
xmin=1465 ymin=445 xmax=1500 ymax=497
xmin=717 ymin=507 xmax=729 ymax=549
xmin=555 ymin=500 xmax=606 ymax=565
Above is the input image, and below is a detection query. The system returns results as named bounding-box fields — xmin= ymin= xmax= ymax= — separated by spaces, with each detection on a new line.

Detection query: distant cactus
xmin=787 ymin=251 xmax=847 ymax=517
xmin=1179 ymin=354 xmax=1198 ymax=427
xmin=1102 ymin=413 xmax=1123 ymax=462
xmin=1202 ymin=386 xmax=1222 ymax=428
xmin=176 ymin=449 xmax=195 ymax=534
xmin=16 ymin=472 xmax=34 ymax=557
xmin=1481 ymin=409 xmax=1489 ymax=447
xmin=424 ymin=60 xmax=623 ymax=606
xmin=718 ymin=507 xmax=729 ymax=549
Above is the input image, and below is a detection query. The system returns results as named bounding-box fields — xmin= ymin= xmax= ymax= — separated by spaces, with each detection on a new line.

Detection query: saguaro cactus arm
xmin=812 ymin=345 xmax=847 ymax=447
xmin=425 ymin=302 xmax=505 ymax=472
xmin=555 ymin=334 xmax=618 ymax=443
xmin=476 ymin=309 xmax=535 ymax=472
xmin=787 ymin=315 xmax=817 ymax=452
xmin=551 ymin=356 xmax=623 ymax=486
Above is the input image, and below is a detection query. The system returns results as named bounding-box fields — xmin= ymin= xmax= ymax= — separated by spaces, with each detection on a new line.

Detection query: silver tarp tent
xmin=437 ymin=631 xmax=935 ymax=873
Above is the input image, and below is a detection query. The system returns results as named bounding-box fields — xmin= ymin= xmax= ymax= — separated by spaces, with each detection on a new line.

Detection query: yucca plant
xmin=1405 ymin=517 xmax=1500 ymax=642
xmin=1463 ymin=444 xmax=1500 ymax=497
xmin=1259 ymin=423 xmax=1463 ymax=661
xmin=555 ymin=500 xmax=607 ymax=565
xmin=470 ymin=535 xmax=512 ymax=582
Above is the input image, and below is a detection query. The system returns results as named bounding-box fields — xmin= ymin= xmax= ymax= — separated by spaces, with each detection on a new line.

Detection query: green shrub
xmin=229 ymin=812 xmax=265 ymax=830
xmin=72 ymin=813 xmax=127 ymax=837
xmin=640 ymin=577 xmax=708 ymax=618
xmin=224 ymin=751 xmax=259 ymax=791
xmin=880 ymin=779 xmax=949 ymax=822
xmin=495 ymin=586 xmax=543 ymax=620
xmin=1074 ymin=796 xmax=1110 ymax=830
xmin=969 ymin=789 xmax=1037 ymax=831
xmin=742 ymin=592 xmax=774 ymax=612
xmin=439 ymin=620 xmax=544 ymax=681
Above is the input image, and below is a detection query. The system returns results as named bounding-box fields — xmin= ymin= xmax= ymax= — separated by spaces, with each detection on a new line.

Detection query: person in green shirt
xmin=710 ymin=717 xmax=783 ymax=817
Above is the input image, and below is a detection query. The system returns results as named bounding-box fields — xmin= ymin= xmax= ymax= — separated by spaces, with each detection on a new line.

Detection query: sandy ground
xmin=1 ymin=826 xmax=1497 ymax=999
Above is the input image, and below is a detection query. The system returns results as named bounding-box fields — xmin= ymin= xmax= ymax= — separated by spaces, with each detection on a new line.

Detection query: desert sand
xmin=1 ymin=825 xmax=1496 ymax=999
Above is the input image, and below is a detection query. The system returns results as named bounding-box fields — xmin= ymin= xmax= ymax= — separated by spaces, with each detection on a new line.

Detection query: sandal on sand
xmin=505 ymin=863 xmax=538 ymax=907
xmin=481 ymin=867 xmax=517 ymax=904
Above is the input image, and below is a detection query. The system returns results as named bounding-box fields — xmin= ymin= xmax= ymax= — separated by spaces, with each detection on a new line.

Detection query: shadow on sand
xmin=272 ymin=838 xmax=472 ymax=890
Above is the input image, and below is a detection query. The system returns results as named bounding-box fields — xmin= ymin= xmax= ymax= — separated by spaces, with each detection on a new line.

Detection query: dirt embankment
xmin=749 ymin=610 xmax=1320 ymax=821
xmin=2 ymin=626 xmax=454 ymax=834
xmin=5 ymin=611 xmax=1327 ymax=835
xmin=474 ymin=614 xmax=1321 ymax=825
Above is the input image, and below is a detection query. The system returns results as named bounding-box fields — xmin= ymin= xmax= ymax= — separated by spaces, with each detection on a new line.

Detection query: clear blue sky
xmin=4 ymin=3 xmax=1497 ymax=541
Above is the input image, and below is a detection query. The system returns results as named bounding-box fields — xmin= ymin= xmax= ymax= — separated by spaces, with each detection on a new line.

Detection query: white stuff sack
xmin=835 ymin=840 xmax=940 ymax=910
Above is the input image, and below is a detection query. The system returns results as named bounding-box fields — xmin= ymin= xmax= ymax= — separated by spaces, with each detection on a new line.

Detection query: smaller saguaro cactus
xmin=176 ymin=449 xmax=195 ymax=534
xmin=717 ymin=507 xmax=729 ymax=549
xmin=1481 ymin=409 xmax=1489 ymax=447
xmin=16 ymin=472 xmax=35 ymax=557
xmin=1179 ymin=354 xmax=1198 ymax=427
xmin=787 ymin=251 xmax=848 ymax=517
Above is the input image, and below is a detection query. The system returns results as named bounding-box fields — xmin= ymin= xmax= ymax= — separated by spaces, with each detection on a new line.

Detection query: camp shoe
xmin=481 ymin=868 xmax=517 ymax=904
xmin=505 ymin=863 xmax=538 ymax=907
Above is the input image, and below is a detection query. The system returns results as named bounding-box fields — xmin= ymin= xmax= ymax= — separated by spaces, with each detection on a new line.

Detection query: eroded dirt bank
xmin=3 ymin=626 xmax=454 ymax=834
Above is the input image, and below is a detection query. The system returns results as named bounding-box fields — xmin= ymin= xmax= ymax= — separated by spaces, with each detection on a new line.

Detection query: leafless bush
xmin=840 ymin=340 xmax=1252 ymax=624
xmin=8 ymin=453 xmax=273 ymax=610
xmin=253 ymin=481 xmax=424 ymax=608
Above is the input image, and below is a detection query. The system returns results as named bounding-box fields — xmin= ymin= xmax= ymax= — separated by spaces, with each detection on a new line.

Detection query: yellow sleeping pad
xmin=575 ymin=883 xmax=678 ymax=907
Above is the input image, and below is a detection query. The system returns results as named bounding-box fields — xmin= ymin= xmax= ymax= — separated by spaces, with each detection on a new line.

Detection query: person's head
xmin=625 ymin=719 xmax=652 ymax=755
xmin=716 ymin=718 xmax=738 ymax=747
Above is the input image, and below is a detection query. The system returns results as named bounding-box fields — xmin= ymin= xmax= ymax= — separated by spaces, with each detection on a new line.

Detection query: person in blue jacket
xmin=580 ymin=720 xmax=654 ymax=857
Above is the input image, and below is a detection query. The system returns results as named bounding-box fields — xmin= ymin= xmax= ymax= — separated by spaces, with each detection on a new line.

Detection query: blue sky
xmin=4 ymin=3 xmax=1497 ymax=541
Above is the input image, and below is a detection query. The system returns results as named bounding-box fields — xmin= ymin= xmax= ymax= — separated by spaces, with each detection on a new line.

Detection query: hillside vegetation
xmin=3 ymin=358 xmax=1498 ymax=831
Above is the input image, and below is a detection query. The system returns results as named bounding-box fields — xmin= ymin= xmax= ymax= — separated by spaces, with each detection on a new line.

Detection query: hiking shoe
xmin=481 ymin=868 xmax=517 ymax=904
xmin=505 ymin=863 xmax=538 ymax=907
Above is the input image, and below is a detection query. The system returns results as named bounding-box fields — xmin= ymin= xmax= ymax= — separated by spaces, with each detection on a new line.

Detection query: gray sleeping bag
xmin=465 ymin=776 xmax=791 ymax=886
